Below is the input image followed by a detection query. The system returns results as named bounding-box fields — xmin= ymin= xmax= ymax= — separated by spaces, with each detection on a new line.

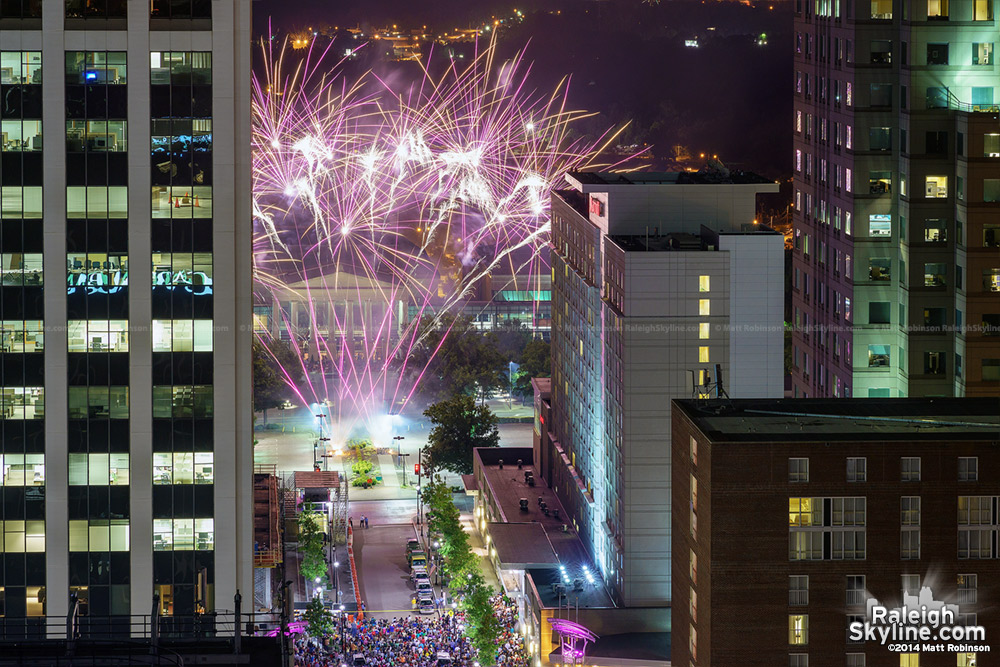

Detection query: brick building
xmin=672 ymin=397 xmax=1000 ymax=667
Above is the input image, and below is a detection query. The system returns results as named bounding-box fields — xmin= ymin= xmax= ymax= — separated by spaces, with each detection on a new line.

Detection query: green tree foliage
xmin=462 ymin=572 xmax=502 ymax=667
xmin=297 ymin=507 xmax=327 ymax=584
xmin=396 ymin=314 xmax=506 ymax=403
xmin=422 ymin=479 xmax=499 ymax=665
xmin=494 ymin=320 xmax=532 ymax=362
xmin=303 ymin=594 xmax=333 ymax=639
xmin=513 ymin=338 xmax=551 ymax=399
xmin=424 ymin=394 xmax=500 ymax=475
xmin=253 ymin=338 xmax=303 ymax=418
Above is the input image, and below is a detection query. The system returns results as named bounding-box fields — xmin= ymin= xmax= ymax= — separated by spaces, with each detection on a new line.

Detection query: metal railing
xmin=946 ymin=90 xmax=1000 ymax=114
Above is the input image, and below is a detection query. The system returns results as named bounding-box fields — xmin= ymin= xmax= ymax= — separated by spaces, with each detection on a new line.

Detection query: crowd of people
xmin=490 ymin=595 xmax=530 ymax=667
xmin=292 ymin=596 xmax=530 ymax=667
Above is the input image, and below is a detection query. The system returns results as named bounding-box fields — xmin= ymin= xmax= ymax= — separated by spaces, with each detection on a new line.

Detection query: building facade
xmin=0 ymin=0 xmax=252 ymax=633
xmin=791 ymin=0 xmax=1000 ymax=400
xmin=545 ymin=171 xmax=784 ymax=607
xmin=672 ymin=397 xmax=1000 ymax=667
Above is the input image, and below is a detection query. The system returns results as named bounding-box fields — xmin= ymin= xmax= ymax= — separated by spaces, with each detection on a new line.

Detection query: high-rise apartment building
xmin=545 ymin=170 xmax=784 ymax=607
xmin=0 ymin=0 xmax=252 ymax=634
xmin=791 ymin=0 xmax=1000 ymax=400
xmin=671 ymin=397 xmax=1000 ymax=667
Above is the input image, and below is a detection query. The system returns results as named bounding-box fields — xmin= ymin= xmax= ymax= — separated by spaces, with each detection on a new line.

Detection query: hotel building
xmin=672 ymin=397 xmax=1000 ymax=667
xmin=791 ymin=0 xmax=1000 ymax=399
xmin=542 ymin=170 xmax=784 ymax=608
xmin=0 ymin=0 xmax=252 ymax=634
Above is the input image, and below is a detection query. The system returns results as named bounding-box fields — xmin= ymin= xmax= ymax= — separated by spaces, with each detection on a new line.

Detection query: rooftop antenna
xmin=715 ymin=363 xmax=729 ymax=399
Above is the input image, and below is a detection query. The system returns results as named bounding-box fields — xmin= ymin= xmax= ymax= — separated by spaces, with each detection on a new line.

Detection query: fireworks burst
xmin=253 ymin=33 xmax=630 ymax=442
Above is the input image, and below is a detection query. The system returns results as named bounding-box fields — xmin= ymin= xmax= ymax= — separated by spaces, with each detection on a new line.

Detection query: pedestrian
xmin=365 ymin=515 xmax=370 ymax=528
xmin=349 ymin=517 xmax=353 ymax=529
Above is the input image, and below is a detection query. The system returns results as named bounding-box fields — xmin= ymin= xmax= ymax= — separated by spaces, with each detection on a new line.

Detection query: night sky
xmin=252 ymin=0 xmax=792 ymax=179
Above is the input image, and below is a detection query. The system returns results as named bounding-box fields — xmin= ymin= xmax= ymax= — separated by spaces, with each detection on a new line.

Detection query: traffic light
xmin=414 ymin=463 xmax=421 ymax=476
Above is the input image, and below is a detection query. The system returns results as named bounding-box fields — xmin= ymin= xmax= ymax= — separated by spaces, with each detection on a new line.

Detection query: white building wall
xmin=719 ymin=233 xmax=786 ymax=398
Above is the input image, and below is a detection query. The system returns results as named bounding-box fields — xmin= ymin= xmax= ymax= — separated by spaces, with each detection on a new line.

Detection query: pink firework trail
xmin=252 ymin=33 xmax=631 ymax=443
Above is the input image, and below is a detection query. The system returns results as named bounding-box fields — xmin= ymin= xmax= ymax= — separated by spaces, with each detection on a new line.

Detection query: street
xmin=352 ymin=521 xmax=425 ymax=616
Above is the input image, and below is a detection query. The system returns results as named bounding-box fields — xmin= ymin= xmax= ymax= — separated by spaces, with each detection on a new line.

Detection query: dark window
xmin=869 ymin=302 xmax=891 ymax=324
xmin=0 ymin=0 xmax=42 ymax=18
xmin=927 ymin=43 xmax=949 ymax=65
xmin=150 ymin=0 xmax=211 ymax=18
xmin=926 ymin=131 xmax=948 ymax=154
xmin=65 ymin=0 xmax=127 ymax=18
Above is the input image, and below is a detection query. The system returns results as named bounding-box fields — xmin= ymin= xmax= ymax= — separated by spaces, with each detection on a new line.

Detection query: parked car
xmin=433 ymin=652 xmax=452 ymax=667
xmin=416 ymin=596 xmax=436 ymax=615
xmin=409 ymin=551 xmax=427 ymax=568
xmin=415 ymin=580 xmax=433 ymax=594
xmin=353 ymin=655 xmax=367 ymax=666
xmin=411 ymin=568 xmax=430 ymax=583
xmin=405 ymin=538 xmax=420 ymax=555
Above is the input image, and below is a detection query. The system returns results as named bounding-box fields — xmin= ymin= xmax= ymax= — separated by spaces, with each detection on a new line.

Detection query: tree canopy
xmin=396 ymin=314 xmax=506 ymax=403
xmin=423 ymin=394 xmax=500 ymax=474
xmin=253 ymin=337 xmax=302 ymax=415
xmin=513 ymin=338 xmax=551 ymax=399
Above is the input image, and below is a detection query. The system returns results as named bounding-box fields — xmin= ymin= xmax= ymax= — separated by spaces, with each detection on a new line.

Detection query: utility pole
xmin=417 ymin=445 xmax=423 ymax=536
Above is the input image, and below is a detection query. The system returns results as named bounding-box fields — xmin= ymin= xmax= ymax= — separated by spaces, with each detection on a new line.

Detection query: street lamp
xmin=394 ymin=435 xmax=407 ymax=485
xmin=333 ymin=559 xmax=340 ymax=601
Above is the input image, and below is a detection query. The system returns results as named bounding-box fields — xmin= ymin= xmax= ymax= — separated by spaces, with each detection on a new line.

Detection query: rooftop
xmin=475 ymin=448 xmax=615 ymax=609
xmin=674 ymin=398 xmax=1000 ymax=443
xmin=487 ymin=522 xmax=559 ymax=568
xmin=567 ymin=169 xmax=774 ymax=187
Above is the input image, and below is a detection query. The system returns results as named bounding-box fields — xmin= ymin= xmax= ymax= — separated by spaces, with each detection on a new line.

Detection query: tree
xmin=253 ymin=337 xmax=303 ymax=421
xmin=396 ymin=314 xmax=506 ymax=403
xmin=513 ymin=338 xmax=551 ymax=400
xmin=423 ymin=394 xmax=500 ymax=474
xmin=303 ymin=594 xmax=333 ymax=639
xmin=462 ymin=572 xmax=501 ymax=666
xmin=297 ymin=507 xmax=327 ymax=584
xmin=494 ymin=320 xmax=532 ymax=362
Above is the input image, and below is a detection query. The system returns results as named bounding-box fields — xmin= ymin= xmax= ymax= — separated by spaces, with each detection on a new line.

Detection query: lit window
xmin=925 ymin=175 xmax=948 ymax=198
xmin=690 ymin=437 xmax=698 ymax=466
xmin=68 ymin=453 xmax=130 ymax=485
xmin=153 ymin=452 xmax=214 ymax=485
xmin=789 ymin=614 xmax=808 ymax=645
xmin=1 ymin=520 xmax=45 ymax=553
xmin=151 ymin=185 xmax=213 ymax=219
xmin=0 ymin=454 xmax=44 ymax=486
xmin=0 ymin=186 xmax=43 ymax=219
xmin=153 ymin=518 xmax=215 ymax=551
xmin=698 ymin=299 xmax=710 ymax=316
xmin=699 ymin=323 xmax=710 ymax=339
xmin=152 ymin=319 xmax=213 ymax=352
xmin=699 ymin=275 xmax=710 ymax=292
xmin=68 ymin=519 xmax=130 ymax=552
xmin=67 ymin=320 xmax=129 ymax=352
xmin=899 ymin=654 xmax=919 ymax=667
xmin=698 ymin=346 xmax=709 ymax=363
xmin=0 ymin=51 xmax=42 ymax=84
xmin=66 ymin=186 xmax=128 ymax=218
xmin=789 ymin=498 xmax=817 ymax=526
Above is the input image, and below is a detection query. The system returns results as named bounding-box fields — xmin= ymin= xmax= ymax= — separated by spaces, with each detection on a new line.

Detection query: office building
xmin=791 ymin=0 xmax=1000 ymax=399
xmin=0 ymin=0 xmax=252 ymax=633
xmin=672 ymin=397 xmax=1000 ymax=667
xmin=543 ymin=170 xmax=784 ymax=607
